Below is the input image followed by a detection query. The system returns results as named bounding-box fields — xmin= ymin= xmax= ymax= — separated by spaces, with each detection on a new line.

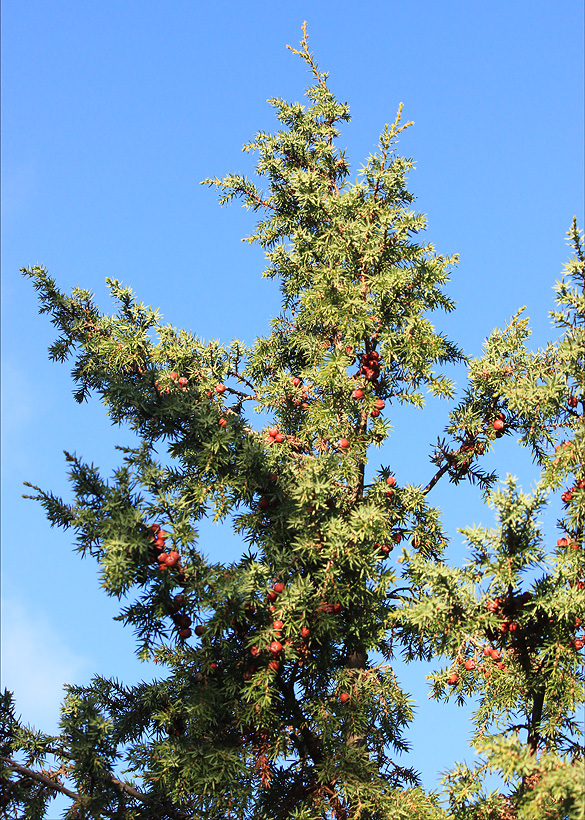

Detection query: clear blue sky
xmin=2 ymin=0 xmax=583 ymax=801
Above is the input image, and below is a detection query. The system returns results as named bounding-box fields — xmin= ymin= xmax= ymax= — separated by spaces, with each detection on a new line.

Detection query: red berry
xmin=508 ymin=621 xmax=519 ymax=632
xmin=345 ymin=346 xmax=353 ymax=354
xmin=274 ymin=433 xmax=285 ymax=443
xmin=209 ymin=662 xmax=218 ymax=670
xmin=179 ymin=627 xmax=192 ymax=640
xmin=338 ymin=438 xmax=350 ymax=450
xmin=292 ymin=377 xmax=301 ymax=387
xmin=352 ymin=388 xmax=364 ymax=399
xmin=496 ymin=661 xmax=505 ymax=670
xmin=174 ymin=593 xmax=186 ymax=607
xmin=386 ymin=476 xmax=397 ymax=487
xmin=490 ymin=648 xmax=501 ymax=660
xmin=268 ymin=427 xmax=279 ymax=437
xmin=178 ymin=376 xmax=188 ymax=386
xmin=557 ymin=537 xmax=569 ymax=547
xmin=268 ymin=660 xmax=280 ymax=671
xmin=218 ymin=418 xmax=227 ymax=428
xmin=339 ymin=692 xmax=350 ymax=703
xmin=301 ymin=627 xmax=310 ymax=638
xmin=574 ymin=638 xmax=585 ymax=650
xmin=215 ymin=383 xmax=226 ymax=394
xmin=483 ymin=647 xmax=491 ymax=657
xmin=447 ymin=673 xmax=459 ymax=685
xmin=464 ymin=659 xmax=476 ymax=671
xmin=273 ymin=582 xmax=285 ymax=594
xmin=562 ymin=490 xmax=573 ymax=503
xmin=165 ymin=551 xmax=180 ymax=568
xmin=170 ymin=372 xmax=178 ymax=380
xmin=150 ymin=523 xmax=161 ymax=534
xmin=272 ymin=620 xmax=284 ymax=631
xmin=385 ymin=490 xmax=394 ymax=499
xmin=370 ymin=409 xmax=380 ymax=418
xmin=270 ymin=640 xmax=283 ymax=655
xmin=251 ymin=645 xmax=261 ymax=657
xmin=374 ymin=398 xmax=385 ymax=410
xmin=267 ymin=591 xmax=277 ymax=602
xmin=568 ymin=396 xmax=578 ymax=408
xmin=194 ymin=624 xmax=205 ymax=637
xmin=493 ymin=419 xmax=505 ymax=432
xmin=258 ymin=497 xmax=270 ymax=510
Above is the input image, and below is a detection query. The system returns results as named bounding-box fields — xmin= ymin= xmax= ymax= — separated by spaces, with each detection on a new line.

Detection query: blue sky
xmin=2 ymin=0 xmax=584 ymax=803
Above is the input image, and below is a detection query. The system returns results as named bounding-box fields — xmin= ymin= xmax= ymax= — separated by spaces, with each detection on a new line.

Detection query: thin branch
xmin=2 ymin=757 xmax=83 ymax=803
xmin=2 ymin=756 xmax=190 ymax=820
xmin=421 ymin=461 xmax=452 ymax=495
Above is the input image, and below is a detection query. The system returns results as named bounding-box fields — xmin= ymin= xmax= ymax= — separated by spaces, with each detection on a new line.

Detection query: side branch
xmin=2 ymin=757 xmax=83 ymax=803
xmin=2 ymin=756 xmax=189 ymax=820
xmin=421 ymin=461 xmax=452 ymax=495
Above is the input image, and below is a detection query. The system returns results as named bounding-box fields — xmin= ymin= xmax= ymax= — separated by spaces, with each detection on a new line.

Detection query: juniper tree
xmin=2 ymin=25 xmax=583 ymax=820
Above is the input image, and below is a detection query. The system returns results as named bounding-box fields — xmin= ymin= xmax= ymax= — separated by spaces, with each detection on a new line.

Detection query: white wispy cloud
xmin=1 ymin=596 xmax=92 ymax=734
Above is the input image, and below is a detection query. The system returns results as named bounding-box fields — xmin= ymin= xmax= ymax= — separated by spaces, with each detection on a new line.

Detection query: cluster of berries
xmin=486 ymin=593 xmax=530 ymax=635
xmin=266 ymin=426 xmax=286 ymax=444
xmin=448 ymin=645 xmax=507 ymax=685
xmin=384 ymin=475 xmax=397 ymax=499
xmin=561 ymin=479 xmax=585 ymax=506
xmin=352 ymin=387 xmax=385 ymax=418
xmin=289 ymin=376 xmax=309 ymax=409
xmin=557 ymin=535 xmax=581 ymax=551
xmin=374 ymin=532 xmax=400 ymax=558
xmin=149 ymin=524 xmax=181 ymax=570
xmin=169 ymin=593 xmax=192 ymax=640
xmin=147 ymin=524 xmax=183 ymax=572
xmin=358 ymin=350 xmax=381 ymax=383
xmin=204 ymin=384 xmax=229 ymax=428
xmin=244 ymin=587 xmax=315 ymax=679
xmin=246 ymin=583 xmax=290 ymax=674
xmin=319 ymin=601 xmax=342 ymax=614
xmin=267 ymin=581 xmax=285 ymax=602
xmin=154 ymin=372 xmax=189 ymax=394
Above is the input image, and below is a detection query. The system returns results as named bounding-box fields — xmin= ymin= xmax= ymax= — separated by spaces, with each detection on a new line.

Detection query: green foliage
xmin=5 ymin=25 xmax=584 ymax=820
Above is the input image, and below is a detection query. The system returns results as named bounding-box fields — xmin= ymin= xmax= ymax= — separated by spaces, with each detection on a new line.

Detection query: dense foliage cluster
xmin=2 ymin=26 xmax=583 ymax=820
